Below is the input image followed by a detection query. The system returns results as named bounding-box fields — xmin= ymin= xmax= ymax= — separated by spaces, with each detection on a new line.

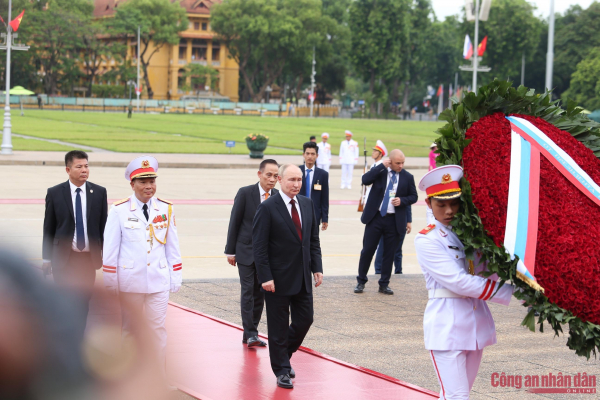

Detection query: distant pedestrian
xmin=339 ymin=130 xmax=358 ymax=189
xmin=309 ymin=136 xmax=316 ymax=143
xmin=316 ymin=133 xmax=332 ymax=173
xmin=429 ymin=143 xmax=437 ymax=171
xmin=128 ymin=103 xmax=133 ymax=119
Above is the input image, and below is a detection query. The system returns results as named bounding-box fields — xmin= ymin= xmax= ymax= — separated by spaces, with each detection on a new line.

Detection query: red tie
xmin=290 ymin=199 xmax=302 ymax=240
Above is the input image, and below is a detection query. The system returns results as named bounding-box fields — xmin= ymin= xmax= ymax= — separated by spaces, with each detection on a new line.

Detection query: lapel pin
xmin=90 ymin=190 xmax=93 ymax=193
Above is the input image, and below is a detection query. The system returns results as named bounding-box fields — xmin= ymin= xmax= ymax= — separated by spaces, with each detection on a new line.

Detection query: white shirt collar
xmin=305 ymin=164 xmax=315 ymax=172
xmin=258 ymin=183 xmax=271 ymax=197
xmin=68 ymin=180 xmax=86 ymax=194
xmin=133 ymin=195 xmax=155 ymax=210
xmin=279 ymin=191 xmax=296 ymax=205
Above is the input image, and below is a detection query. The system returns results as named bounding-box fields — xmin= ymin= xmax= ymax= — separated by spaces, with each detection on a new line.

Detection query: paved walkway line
xmin=12 ymin=133 xmax=113 ymax=153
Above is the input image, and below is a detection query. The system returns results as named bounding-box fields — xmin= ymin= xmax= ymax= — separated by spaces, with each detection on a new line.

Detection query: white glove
xmin=170 ymin=284 xmax=181 ymax=293
xmin=105 ymin=286 xmax=118 ymax=296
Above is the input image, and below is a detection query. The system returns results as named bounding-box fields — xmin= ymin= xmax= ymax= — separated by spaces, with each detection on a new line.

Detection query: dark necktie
xmin=380 ymin=171 xmax=397 ymax=217
xmin=142 ymin=203 xmax=149 ymax=221
xmin=75 ymin=188 xmax=85 ymax=251
xmin=290 ymin=199 xmax=302 ymax=241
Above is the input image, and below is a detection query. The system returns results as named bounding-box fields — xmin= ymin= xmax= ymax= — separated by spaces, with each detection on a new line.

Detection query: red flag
xmin=436 ymin=85 xmax=443 ymax=97
xmin=0 ymin=15 xmax=5 ymax=25
xmin=9 ymin=10 xmax=24 ymax=32
xmin=478 ymin=36 xmax=488 ymax=57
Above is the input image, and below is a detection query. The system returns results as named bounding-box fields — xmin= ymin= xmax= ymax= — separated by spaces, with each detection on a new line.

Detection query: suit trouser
xmin=120 ymin=290 xmax=170 ymax=375
xmin=316 ymin=163 xmax=330 ymax=173
xmin=374 ymin=233 xmax=405 ymax=274
xmin=237 ymin=262 xmax=265 ymax=340
xmin=264 ymin=283 xmax=314 ymax=377
xmin=341 ymin=164 xmax=354 ymax=187
xmin=429 ymin=349 xmax=483 ymax=400
xmin=52 ymin=251 xmax=96 ymax=340
xmin=356 ymin=213 xmax=402 ymax=287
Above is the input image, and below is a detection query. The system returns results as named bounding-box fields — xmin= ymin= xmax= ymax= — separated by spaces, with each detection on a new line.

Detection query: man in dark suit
xmin=253 ymin=164 xmax=323 ymax=389
xmin=225 ymin=159 xmax=279 ymax=348
xmin=42 ymin=150 xmax=108 ymax=337
xmin=374 ymin=206 xmax=412 ymax=274
xmin=354 ymin=149 xmax=417 ymax=295
xmin=299 ymin=141 xmax=329 ymax=231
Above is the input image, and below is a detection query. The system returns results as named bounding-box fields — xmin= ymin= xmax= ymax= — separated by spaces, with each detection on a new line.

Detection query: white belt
xmin=428 ymin=288 xmax=468 ymax=299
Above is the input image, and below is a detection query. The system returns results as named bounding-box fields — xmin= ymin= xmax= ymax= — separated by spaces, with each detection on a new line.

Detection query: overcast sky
xmin=431 ymin=0 xmax=596 ymax=20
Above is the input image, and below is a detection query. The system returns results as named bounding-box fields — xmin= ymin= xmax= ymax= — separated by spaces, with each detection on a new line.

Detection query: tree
xmin=81 ymin=19 xmax=123 ymax=97
xmin=181 ymin=63 xmax=219 ymax=95
xmin=110 ymin=0 xmax=187 ymax=99
xmin=562 ymin=48 xmax=600 ymax=111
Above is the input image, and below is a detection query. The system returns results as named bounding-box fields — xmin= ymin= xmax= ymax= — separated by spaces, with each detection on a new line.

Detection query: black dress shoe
xmin=242 ymin=338 xmax=247 ymax=344
xmin=277 ymin=374 xmax=293 ymax=389
xmin=289 ymin=367 xmax=295 ymax=378
xmin=354 ymin=283 xmax=365 ymax=293
xmin=378 ymin=286 xmax=394 ymax=295
xmin=394 ymin=271 xmax=403 ymax=274
xmin=247 ymin=336 xmax=267 ymax=347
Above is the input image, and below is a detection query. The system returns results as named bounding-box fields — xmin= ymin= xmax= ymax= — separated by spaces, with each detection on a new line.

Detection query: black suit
xmin=224 ymin=183 xmax=278 ymax=340
xmin=253 ymin=192 xmax=323 ymax=376
xmin=42 ymin=180 xmax=108 ymax=335
xmin=299 ymin=165 xmax=329 ymax=225
xmin=357 ymin=165 xmax=417 ymax=287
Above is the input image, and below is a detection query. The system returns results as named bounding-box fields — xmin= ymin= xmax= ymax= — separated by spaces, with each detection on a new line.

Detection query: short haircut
xmin=259 ymin=159 xmax=279 ymax=172
xmin=65 ymin=150 xmax=88 ymax=167
xmin=309 ymin=136 xmax=316 ymax=140
xmin=303 ymin=141 xmax=318 ymax=154
xmin=278 ymin=163 xmax=297 ymax=178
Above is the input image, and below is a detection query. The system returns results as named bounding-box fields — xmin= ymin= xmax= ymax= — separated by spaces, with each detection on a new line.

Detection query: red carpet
xmin=166 ymin=302 xmax=438 ymax=400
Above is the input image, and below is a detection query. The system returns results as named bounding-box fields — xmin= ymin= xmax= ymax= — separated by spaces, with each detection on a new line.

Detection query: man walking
xmin=300 ymin=142 xmax=329 ymax=231
xmin=316 ymin=133 xmax=332 ymax=172
xmin=42 ymin=150 xmax=108 ymax=339
xmin=102 ymin=156 xmax=182 ymax=387
xmin=225 ymin=159 xmax=279 ymax=347
xmin=354 ymin=150 xmax=417 ymax=295
xmin=339 ymin=130 xmax=358 ymax=189
xmin=253 ymin=164 xmax=323 ymax=389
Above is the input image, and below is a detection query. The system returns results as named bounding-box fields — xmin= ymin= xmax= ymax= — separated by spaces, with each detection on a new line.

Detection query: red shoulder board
xmin=419 ymin=224 xmax=435 ymax=235
xmin=157 ymin=197 xmax=173 ymax=205
xmin=113 ymin=198 xmax=129 ymax=206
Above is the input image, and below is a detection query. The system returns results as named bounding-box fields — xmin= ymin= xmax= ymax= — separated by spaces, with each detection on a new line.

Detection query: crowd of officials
xmin=29 ymin=133 xmax=514 ymax=399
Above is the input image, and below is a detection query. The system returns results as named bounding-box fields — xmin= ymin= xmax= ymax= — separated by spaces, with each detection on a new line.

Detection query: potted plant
xmin=245 ymin=133 xmax=269 ymax=158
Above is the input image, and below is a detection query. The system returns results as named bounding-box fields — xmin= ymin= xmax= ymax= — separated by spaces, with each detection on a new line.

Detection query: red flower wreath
xmin=463 ymin=112 xmax=600 ymax=325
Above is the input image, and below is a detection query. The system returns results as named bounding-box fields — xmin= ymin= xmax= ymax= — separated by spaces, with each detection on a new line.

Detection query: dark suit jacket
xmin=43 ymin=180 xmax=108 ymax=269
xmin=252 ymin=193 xmax=323 ymax=296
xmin=299 ymin=165 xmax=329 ymax=224
xmin=225 ymin=183 xmax=278 ymax=265
xmin=361 ymin=164 xmax=417 ymax=234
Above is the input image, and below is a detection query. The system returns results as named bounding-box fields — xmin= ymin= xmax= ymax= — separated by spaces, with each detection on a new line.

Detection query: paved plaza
xmin=1 ymin=158 xmax=598 ymax=399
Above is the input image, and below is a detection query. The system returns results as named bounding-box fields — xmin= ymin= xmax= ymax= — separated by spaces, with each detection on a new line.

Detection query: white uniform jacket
xmin=415 ymin=222 xmax=514 ymax=351
xmin=317 ymin=142 xmax=332 ymax=166
xmin=102 ymin=195 xmax=182 ymax=293
xmin=339 ymin=140 xmax=359 ymax=165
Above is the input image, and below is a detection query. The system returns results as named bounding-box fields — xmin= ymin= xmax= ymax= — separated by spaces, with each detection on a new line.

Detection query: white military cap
xmin=345 ymin=130 xmax=353 ymax=137
xmin=321 ymin=132 xmax=330 ymax=138
xmin=430 ymin=143 xmax=437 ymax=148
xmin=418 ymin=165 xmax=463 ymax=200
xmin=372 ymin=140 xmax=387 ymax=157
xmin=125 ymin=155 xmax=159 ymax=181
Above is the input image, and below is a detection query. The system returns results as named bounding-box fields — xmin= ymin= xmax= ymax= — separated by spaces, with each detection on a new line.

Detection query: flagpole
xmin=309 ymin=46 xmax=315 ymax=118
xmin=545 ymin=0 xmax=555 ymax=91
xmin=136 ymin=25 xmax=140 ymax=112
xmin=1 ymin=0 xmax=12 ymax=155
xmin=472 ymin=0 xmax=480 ymax=95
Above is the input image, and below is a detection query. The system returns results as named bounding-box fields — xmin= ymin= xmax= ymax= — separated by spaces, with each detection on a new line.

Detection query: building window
xmin=191 ymin=39 xmax=207 ymax=61
xmin=202 ymin=22 xmax=207 ymax=31
xmin=178 ymin=38 xmax=187 ymax=60
xmin=212 ymin=41 xmax=221 ymax=61
xmin=194 ymin=22 xmax=200 ymax=30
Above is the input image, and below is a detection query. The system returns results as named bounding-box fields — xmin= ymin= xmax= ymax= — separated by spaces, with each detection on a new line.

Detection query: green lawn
xmin=10 ymin=136 xmax=82 ymax=151
xmin=11 ymin=110 xmax=443 ymax=156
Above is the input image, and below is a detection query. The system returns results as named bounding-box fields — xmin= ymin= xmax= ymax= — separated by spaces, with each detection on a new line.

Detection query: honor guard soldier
xmin=414 ymin=165 xmax=514 ymax=400
xmin=102 ymin=156 xmax=182 ymax=387
xmin=339 ymin=130 xmax=359 ymax=189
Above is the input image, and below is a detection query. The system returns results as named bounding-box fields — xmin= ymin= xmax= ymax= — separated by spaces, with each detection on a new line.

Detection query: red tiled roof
xmin=94 ymin=0 xmax=220 ymax=18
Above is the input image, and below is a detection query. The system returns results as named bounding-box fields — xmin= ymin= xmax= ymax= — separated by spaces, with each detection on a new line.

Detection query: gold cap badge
xmin=441 ymin=174 xmax=452 ymax=184
xmin=142 ymin=160 xmax=150 ymax=168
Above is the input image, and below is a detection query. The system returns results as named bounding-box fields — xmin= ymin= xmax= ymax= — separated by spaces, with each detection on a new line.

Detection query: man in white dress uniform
xmin=414 ymin=165 xmax=514 ymax=400
xmin=102 ymin=155 xmax=182 ymax=386
xmin=316 ymin=133 xmax=332 ymax=172
xmin=339 ymin=130 xmax=358 ymax=189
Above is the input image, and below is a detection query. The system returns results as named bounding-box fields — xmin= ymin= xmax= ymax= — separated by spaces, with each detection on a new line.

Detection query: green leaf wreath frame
xmin=434 ymin=79 xmax=600 ymax=359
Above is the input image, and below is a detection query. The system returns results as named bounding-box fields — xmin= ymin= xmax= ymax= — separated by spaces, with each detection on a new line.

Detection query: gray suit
xmin=225 ymin=183 xmax=278 ymax=340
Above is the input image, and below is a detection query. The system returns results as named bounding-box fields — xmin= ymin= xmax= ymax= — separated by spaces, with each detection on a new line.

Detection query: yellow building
xmin=94 ymin=0 xmax=239 ymax=101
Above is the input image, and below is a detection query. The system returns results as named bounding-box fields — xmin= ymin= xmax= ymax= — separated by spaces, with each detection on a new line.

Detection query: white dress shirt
xmin=305 ymin=165 xmax=315 ymax=198
xmin=378 ymin=168 xmax=399 ymax=214
xmin=69 ymin=180 xmax=89 ymax=252
xmin=279 ymin=191 xmax=302 ymax=226
xmin=134 ymin=195 xmax=151 ymax=220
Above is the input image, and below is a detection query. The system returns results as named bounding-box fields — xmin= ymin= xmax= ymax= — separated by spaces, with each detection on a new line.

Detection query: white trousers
xmin=430 ymin=349 xmax=483 ymax=400
xmin=120 ymin=291 xmax=170 ymax=374
xmin=317 ymin=163 xmax=331 ymax=173
xmin=341 ymin=164 xmax=354 ymax=188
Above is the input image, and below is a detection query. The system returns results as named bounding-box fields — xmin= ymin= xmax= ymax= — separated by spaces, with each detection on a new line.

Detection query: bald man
xmin=354 ymin=150 xmax=417 ymax=295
